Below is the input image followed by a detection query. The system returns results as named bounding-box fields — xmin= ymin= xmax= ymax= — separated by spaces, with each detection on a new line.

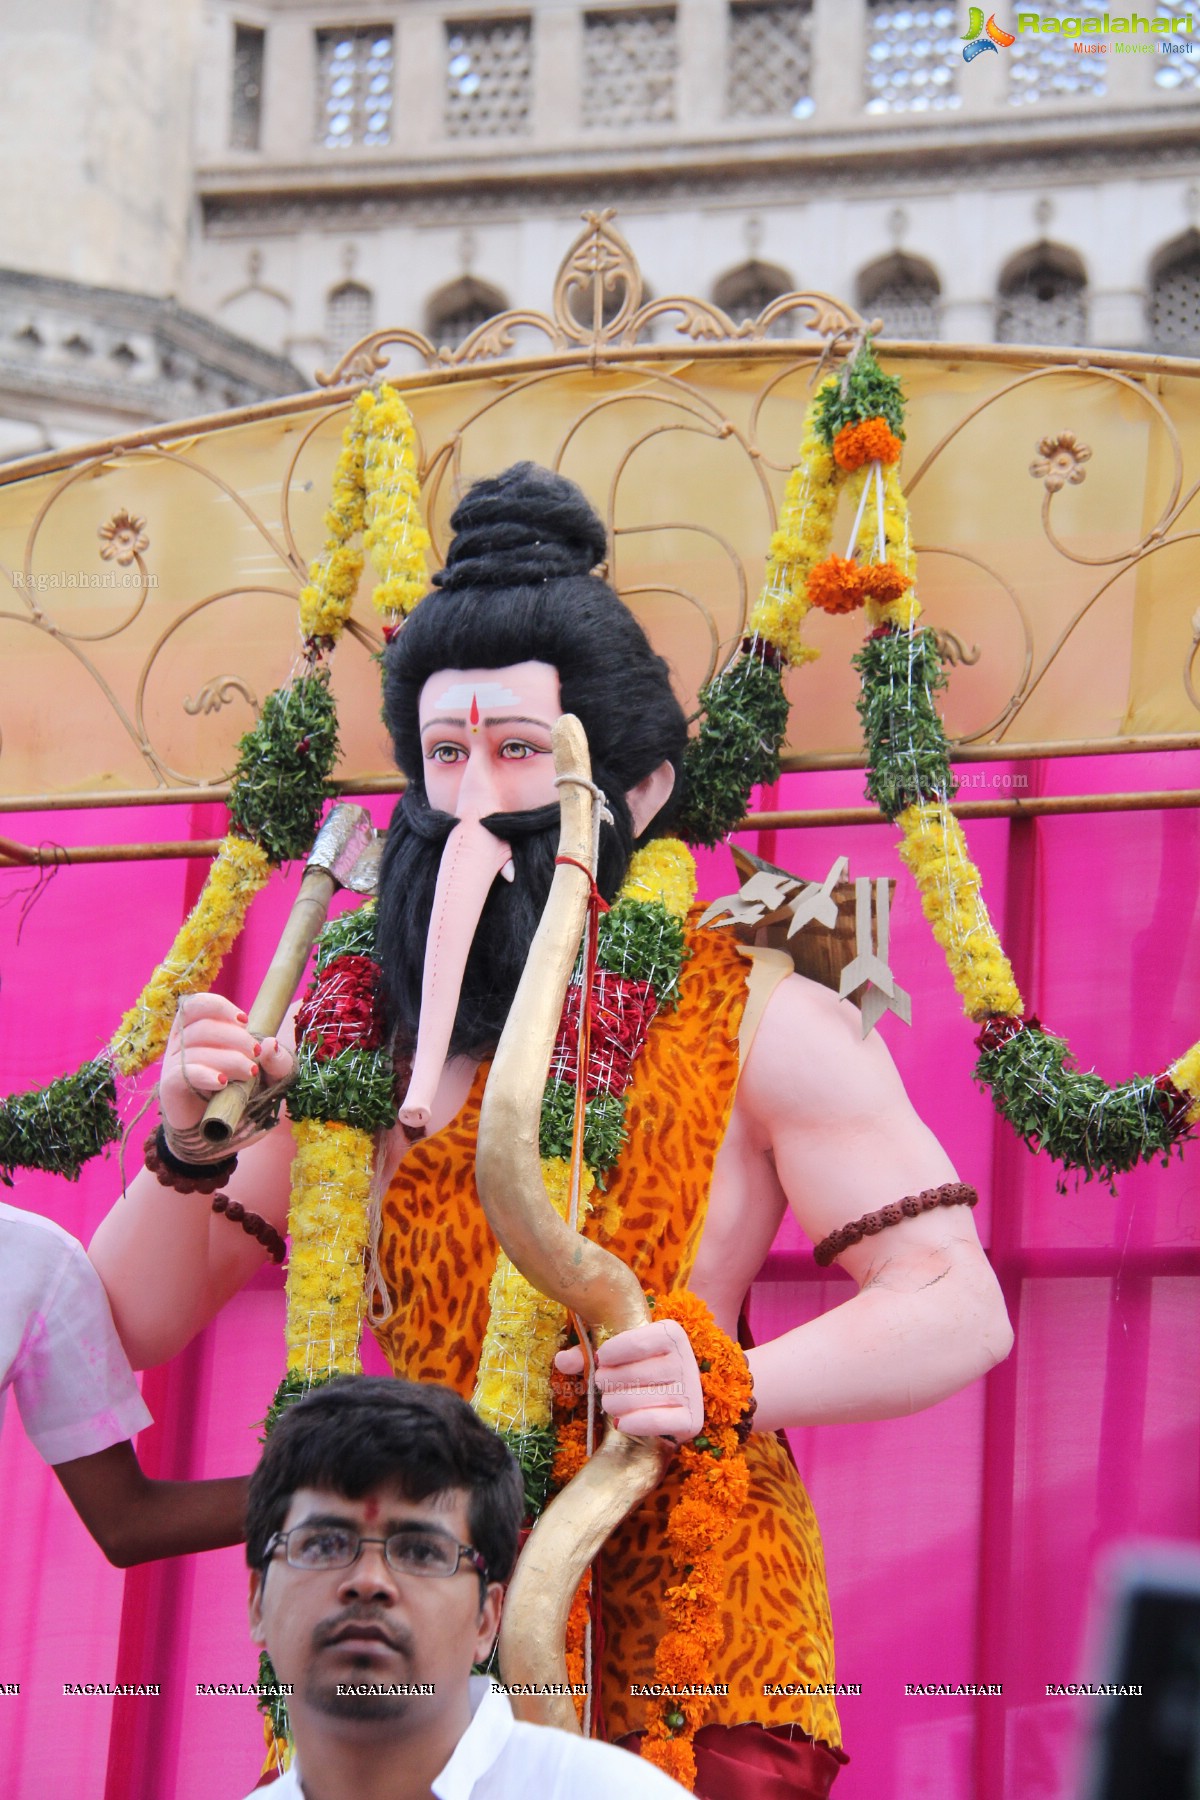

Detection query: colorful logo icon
xmin=962 ymin=9 xmax=1017 ymax=58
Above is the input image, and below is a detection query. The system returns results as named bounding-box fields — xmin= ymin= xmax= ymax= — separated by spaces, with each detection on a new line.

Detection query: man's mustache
xmin=396 ymin=791 xmax=562 ymax=845
xmin=314 ymin=1606 xmax=415 ymax=1658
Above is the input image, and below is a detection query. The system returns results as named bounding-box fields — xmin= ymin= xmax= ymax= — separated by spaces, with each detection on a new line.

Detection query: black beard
xmin=375 ymin=783 xmax=634 ymax=1060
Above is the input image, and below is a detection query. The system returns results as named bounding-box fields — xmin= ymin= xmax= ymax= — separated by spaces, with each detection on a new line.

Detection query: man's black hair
xmin=375 ymin=462 xmax=687 ymax=1052
xmin=245 ymin=1376 xmax=523 ymax=1588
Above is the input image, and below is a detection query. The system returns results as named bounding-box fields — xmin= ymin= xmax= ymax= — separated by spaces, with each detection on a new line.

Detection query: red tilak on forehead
xmin=362 ymin=1497 xmax=381 ymax=1523
xmin=469 ymin=692 xmax=480 ymax=729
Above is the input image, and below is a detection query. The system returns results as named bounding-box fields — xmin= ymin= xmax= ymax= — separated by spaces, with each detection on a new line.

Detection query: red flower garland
xmin=294 ymin=952 xmax=384 ymax=1060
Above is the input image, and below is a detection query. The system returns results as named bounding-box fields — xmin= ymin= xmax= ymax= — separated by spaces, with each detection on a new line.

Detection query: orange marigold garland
xmin=806 ymin=553 xmax=867 ymax=615
xmin=639 ymin=1290 xmax=754 ymax=1792
xmin=833 ymin=415 xmax=903 ymax=471
xmin=858 ymin=559 xmax=912 ymax=606
xmin=565 ymin=1571 xmax=592 ymax=1727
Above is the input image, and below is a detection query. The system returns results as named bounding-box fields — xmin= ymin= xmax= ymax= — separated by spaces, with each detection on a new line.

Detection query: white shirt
xmin=0 ymin=1200 xmax=151 ymax=1463
xmin=243 ymin=1677 xmax=690 ymax=1799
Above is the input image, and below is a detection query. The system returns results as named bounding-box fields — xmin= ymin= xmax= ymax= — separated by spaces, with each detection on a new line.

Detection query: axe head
xmin=307 ymin=803 xmax=381 ymax=895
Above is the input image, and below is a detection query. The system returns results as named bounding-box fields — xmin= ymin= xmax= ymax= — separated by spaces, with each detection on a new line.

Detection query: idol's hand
xmin=553 ymin=1319 xmax=705 ymax=1442
xmin=160 ymin=995 xmax=293 ymax=1135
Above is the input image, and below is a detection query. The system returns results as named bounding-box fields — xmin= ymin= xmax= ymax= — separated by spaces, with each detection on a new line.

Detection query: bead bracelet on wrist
xmin=145 ymin=1127 xmax=238 ymax=1195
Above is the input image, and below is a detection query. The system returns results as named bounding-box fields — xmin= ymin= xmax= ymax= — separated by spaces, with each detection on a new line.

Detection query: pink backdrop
xmin=2 ymin=752 xmax=1198 ymax=1799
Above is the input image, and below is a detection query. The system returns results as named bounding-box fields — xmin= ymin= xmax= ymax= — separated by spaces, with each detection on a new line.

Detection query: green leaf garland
xmin=0 ymin=1057 xmax=121 ymax=1185
xmin=677 ymin=654 xmax=791 ymax=849
xmin=853 ymin=626 xmax=958 ymax=820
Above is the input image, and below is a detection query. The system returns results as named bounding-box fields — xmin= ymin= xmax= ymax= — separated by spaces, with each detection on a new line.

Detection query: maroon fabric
xmin=619 ymin=1724 xmax=848 ymax=1800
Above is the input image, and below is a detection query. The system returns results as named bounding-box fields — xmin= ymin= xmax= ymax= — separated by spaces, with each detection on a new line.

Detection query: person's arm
xmin=53 ymin=1446 xmax=248 ymax=1567
xmin=89 ymin=995 xmax=296 ymax=1369
xmin=730 ymin=973 xmax=1013 ymax=1433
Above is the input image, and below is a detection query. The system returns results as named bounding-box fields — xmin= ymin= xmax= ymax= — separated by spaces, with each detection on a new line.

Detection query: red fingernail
xmin=252 ymin=1043 xmax=262 ymax=1057
xmin=250 ymin=1064 xmax=259 ymax=1077
xmin=236 ymin=1011 xmax=248 ymax=1023
xmin=217 ymin=1074 xmax=228 ymax=1086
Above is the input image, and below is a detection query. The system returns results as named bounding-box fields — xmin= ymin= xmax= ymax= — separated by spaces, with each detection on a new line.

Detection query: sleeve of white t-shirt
xmin=6 ymin=1221 xmax=152 ymax=1465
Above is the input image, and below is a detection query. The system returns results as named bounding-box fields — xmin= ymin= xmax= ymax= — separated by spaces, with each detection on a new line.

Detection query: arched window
xmin=325 ymin=281 xmax=374 ymax=359
xmin=995 ymin=244 xmax=1087 ymax=347
xmin=1148 ymin=231 xmax=1200 ymax=354
xmin=857 ymin=252 xmax=940 ymax=340
xmin=426 ymin=276 xmax=507 ymax=351
xmin=712 ymin=260 xmax=794 ymax=336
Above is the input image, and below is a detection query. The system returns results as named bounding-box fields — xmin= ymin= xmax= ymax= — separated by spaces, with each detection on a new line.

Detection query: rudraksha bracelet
xmin=814 ymin=1181 xmax=978 ymax=1268
xmin=145 ymin=1127 xmax=238 ymax=1196
xmin=212 ymin=1192 xmax=286 ymax=1264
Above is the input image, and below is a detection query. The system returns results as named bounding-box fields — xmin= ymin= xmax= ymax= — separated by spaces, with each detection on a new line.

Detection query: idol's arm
xmin=89 ymin=996 xmax=296 ymax=1369
xmin=730 ymin=974 xmax=1013 ymax=1434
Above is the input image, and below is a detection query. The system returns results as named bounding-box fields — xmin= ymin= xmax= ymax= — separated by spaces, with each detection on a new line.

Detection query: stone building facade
xmin=2 ymin=1 xmax=1198 ymax=448
xmin=0 ymin=0 xmax=300 ymax=454
xmin=187 ymin=1 xmax=1200 ymax=376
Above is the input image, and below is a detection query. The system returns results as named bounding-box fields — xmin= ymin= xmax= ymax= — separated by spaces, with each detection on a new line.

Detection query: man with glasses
xmin=243 ymin=1374 xmax=689 ymax=1799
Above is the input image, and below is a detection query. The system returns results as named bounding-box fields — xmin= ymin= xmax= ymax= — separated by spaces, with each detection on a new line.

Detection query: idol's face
xmin=417 ymin=661 xmax=563 ymax=824
xmin=249 ymin=1481 xmax=500 ymax=1734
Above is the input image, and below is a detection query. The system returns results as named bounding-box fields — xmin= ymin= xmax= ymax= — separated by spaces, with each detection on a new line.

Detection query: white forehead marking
xmin=431 ymin=680 xmax=523 ymax=709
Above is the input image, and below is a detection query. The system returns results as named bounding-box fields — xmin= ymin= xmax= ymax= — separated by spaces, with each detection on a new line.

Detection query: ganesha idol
xmin=91 ymin=461 xmax=1011 ymax=1799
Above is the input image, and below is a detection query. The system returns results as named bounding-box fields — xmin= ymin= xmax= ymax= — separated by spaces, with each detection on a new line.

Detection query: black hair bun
xmin=432 ymin=461 xmax=608 ymax=592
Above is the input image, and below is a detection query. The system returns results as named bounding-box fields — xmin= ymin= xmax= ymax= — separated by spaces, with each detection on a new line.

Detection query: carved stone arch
xmin=996 ymin=241 xmax=1088 ymax=348
xmin=856 ymin=251 xmax=941 ymax=341
xmin=712 ymin=258 xmax=794 ymax=329
xmin=325 ymin=280 xmax=375 ymax=359
xmin=1147 ymin=228 xmax=1200 ymax=353
xmin=426 ymin=275 xmax=508 ymax=352
xmin=217 ymin=281 xmax=292 ymax=355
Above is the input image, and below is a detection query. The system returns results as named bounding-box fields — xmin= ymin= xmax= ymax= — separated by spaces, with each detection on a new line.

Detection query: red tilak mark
xmin=362 ymin=1497 xmax=381 ymax=1523
xmin=469 ymin=692 xmax=480 ymax=729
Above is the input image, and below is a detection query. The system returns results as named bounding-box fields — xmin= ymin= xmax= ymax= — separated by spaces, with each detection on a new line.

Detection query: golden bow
xmin=475 ymin=714 xmax=671 ymax=1733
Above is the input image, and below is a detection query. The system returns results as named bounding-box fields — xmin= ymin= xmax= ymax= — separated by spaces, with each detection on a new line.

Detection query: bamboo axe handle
xmin=200 ymin=865 xmax=336 ymax=1146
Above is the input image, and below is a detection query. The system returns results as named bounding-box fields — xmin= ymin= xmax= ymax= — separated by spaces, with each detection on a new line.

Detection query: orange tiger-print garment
xmin=372 ymin=925 xmax=842 ymax=1751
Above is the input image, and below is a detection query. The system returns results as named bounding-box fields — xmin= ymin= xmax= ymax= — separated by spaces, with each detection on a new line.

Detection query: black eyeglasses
xmin=264 ymin=1523 xmax=489 ymax=1583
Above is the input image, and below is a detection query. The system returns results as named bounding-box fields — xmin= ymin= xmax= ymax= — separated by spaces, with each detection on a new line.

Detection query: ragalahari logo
xmin=962 ymin=9 xmax=1017 ymax=56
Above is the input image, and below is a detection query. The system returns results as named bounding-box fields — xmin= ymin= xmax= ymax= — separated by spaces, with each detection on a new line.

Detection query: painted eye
xmin=428 ymin=743 xmax=466 ymax=764
xmin=499 ymin=740 xmax=539 ymax=760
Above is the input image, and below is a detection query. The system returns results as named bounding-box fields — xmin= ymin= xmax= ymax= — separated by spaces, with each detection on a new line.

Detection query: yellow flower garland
xmin=473 ymin=1157 xmax=595 ymax=1434
xmin=895 ymin=803 xmax=1024 ymax=1021
xmin=109 ymin=834 xmax=271 ymax=1075
xmin=284 ymin=1117 xmax=375 ymax=1379
xmin=766 ymin=396 xmax=1019 ymax=1031
xmin=1168 ymin=1044 xmax=1200 ymax=1122
xmin=297 ymin=383 xmax=429 ymax=640
xmin=852 ymin=460 xmax=922 ymax=632
xmin=746 ymin=400 xmax=839 ymax=666
xmin=298 ymin=406 xmax=366 ymax=643
xmin=362 ymin=386 xmax=432 ymax=621
xmin=111 ymin=382 xmax=428 ymax=1086
xmin=621 ymin=838 xmax=698 ymax=921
